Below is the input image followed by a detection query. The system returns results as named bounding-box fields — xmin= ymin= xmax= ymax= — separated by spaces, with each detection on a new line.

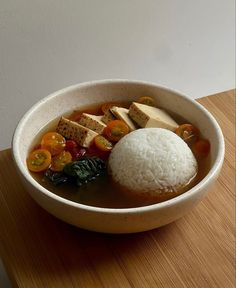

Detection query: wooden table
xmin=0 ymin=90 xmax=235 ymax=288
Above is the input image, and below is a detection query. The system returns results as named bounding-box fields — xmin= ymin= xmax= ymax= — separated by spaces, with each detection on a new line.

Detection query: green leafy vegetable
xmin=44 ymin=157 xmax=106 ymax=187
xmin=44 ymin=169 xmax=69 ymax=186
xmin=63 ymin=157 xmax=106 ymax=187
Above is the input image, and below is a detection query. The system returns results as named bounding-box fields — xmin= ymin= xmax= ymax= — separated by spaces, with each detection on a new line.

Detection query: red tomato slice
xmin=65 ymin=140 xmax=78 ymax=151
xmin=71 ymin=147 xmax=87 ymax=160
xmin=192 ymin=139 xmax=210 ymax=158
xmin=87 ymin=143 xmax=110 ymax=160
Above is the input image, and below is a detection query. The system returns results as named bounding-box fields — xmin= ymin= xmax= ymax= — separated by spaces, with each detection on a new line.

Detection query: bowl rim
xmin=12 ymin=79 xmax=225 ymax=214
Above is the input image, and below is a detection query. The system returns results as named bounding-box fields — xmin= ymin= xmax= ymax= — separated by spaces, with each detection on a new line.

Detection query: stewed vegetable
xmin=41 ymin=132 xmax=66 ymax=155
xmin=104 ymin=120 xmax=129 ymax=142
xmin=192 ymin=139 xmax=211 ymax=158
xmin=94 ymin=135 xmax=113 ymax=152
xmin=51 ymin=151 xmax=72 ymax=172
xmin=27 ymin=149 xmax=51 ymax=172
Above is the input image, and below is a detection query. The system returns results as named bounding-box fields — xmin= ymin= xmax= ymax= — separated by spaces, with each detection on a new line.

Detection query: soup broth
xmin=30 ymin=102 xmax=211 ymax=208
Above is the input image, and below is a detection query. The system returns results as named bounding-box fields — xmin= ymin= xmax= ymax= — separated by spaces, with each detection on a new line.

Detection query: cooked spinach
xmin=44 ymin=169 xmax=69 ymax=186
xmin=63 ymin=157 xmax=106 ymax=187
xmin=44 ymin=156 xmax=106 ymax=187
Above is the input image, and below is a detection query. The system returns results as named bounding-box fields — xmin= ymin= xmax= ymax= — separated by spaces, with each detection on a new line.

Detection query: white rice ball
xmin=109 ymin=128 xmax=197 ymax=196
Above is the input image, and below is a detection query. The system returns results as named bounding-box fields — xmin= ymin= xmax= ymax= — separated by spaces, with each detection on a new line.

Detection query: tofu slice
xmin=110 ymin=106 xmax=137 ymax=131
xmin=128 ymin=102 xmax=178 ymax=131
xmin=56 ymin=117 xmax=98 ymax=147
xmin=78 ymin=113 xmax=106 ymax=134
xmin=101 ymin=110 xmax=116 ymax=124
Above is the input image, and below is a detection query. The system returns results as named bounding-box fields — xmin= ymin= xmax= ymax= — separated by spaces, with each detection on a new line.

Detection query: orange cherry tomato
xmin=27 ymin=149 xmax=51 ymax=172
xmin=192 ymin=139 xmax=210 ymax=158
xmin=51 ymin=151 xmax=72 ymax=172
xmin=101 ymin=102 xmax=120 ymax=114
xmin=41 ymin=132 xmax=66 ymax=156
xmin=87 ymin=142 xmax=110 ymax=160
xmin=94 ymin=135 xmax=113 ymax=152
xmin=104 ymin=120 xmax=129 ymax=142
xmin=175 ymin=124 xmax=199 ymax=146
xmin=138 ymin=96 xmax=155 ymax=106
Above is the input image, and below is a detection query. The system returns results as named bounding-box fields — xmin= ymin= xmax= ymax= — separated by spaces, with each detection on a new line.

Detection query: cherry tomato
xmin=87 ymin=144 xmax=99 ymax=157
xmin=192 ymin=139 xmax=210 ymax=158
xmin=138 ymin=96 xmax=155 ymax=106
xmin=51 ymin=151 xmax=72 ymax=172
xmin=41 ymin=132 xmax=66 ymax=155
xmin=104 ymin=120 xmax=129 ymax=142
xmin=101 ymin=102 xmax=120 ymax=114
xmin=175 ymin=124 xmax=199 ymax=146
xmin=71 ymin=147 xmax=87 ymax=160
xmin=65 ymin=140 xmax=85 ymax=159
xmin=27 ymin=149 xmax=51 ymax=172
xmin=87 ymin=143 xmax=109 ymax=160
xmin=94 ymin=135 xmax=113 ymax=152
xmin=65 ymin=140 xmax=78 ymax=151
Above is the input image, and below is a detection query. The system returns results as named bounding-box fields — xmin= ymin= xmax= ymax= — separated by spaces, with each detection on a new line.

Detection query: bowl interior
xmin=13 ymin=80 xmax=222 ymax=200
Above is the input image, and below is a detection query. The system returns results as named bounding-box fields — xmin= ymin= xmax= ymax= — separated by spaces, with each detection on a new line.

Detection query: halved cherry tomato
xmin=27 ymin=149 xmax=51 ymax=172
xmin=65 ymin=140 xmax=86 ymax=159
xmin=87 ymin=143 xmax=110 ymax=160
xmin=65 ymin=140 xmax=78 ymax=151
xmin=41 ymin=132 xmax=66 ymax=156
xmin=138 ymin=96 xmax=155 ymax=106
xmin=104 ymin=120 xmax=129 ymax=142
xmin=192 ymin=139 xmax=210 ymax=158
xmin=51 ymin=151 xmax=72 ymax=172
xmin=175 ymin=124 xmax=199 ymax=146
xmin=94 ymin=135 xmax=113 ymax=152
xmin=101 ymin=102 xmax=120 ymax=114
xmin=71 ymin=147 xmax=87 ymax=160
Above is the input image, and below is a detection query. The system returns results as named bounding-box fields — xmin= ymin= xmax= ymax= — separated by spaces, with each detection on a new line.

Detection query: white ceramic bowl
xmin=12 ymin=80 xmax=225 ymax=233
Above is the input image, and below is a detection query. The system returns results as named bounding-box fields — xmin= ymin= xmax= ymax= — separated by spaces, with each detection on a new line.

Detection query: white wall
xmin=0 ymin=0 xmax=235 ymax=285
xmin=0 ymin=0 xmax=235 ymax=150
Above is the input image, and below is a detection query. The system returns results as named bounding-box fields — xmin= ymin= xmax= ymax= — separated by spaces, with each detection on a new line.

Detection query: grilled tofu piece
xmin=128 ymin=102 xmax=178 ymax=131
xmin=56 ymin=117 xmax=98 ymax=147
xmin=110 ymin=106 xmax=137 ymax=131
xmin=101 ymin=110 xmax=116 ymax=124
xmin=78 ymin=113 xmax=106 ymax=134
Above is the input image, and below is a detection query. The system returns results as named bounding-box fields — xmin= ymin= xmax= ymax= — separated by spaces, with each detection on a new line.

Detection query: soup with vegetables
xmin=27 ymin=96 xmax=211 ymax=208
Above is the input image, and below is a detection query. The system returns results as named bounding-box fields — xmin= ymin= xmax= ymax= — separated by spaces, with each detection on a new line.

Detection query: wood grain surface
xmin=0 ymin=90 xmax=235 ymax=288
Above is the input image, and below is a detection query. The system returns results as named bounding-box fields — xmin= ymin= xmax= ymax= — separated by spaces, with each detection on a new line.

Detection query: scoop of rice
xmin=109 ymin=128 xmax=197 ymax=196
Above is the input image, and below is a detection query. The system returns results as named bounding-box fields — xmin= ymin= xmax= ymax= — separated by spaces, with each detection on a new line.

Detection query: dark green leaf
xmin=44 ymin=169 xmax=69 ymax=186
xmin=63 ymin=157 xmax=106 ymax=187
